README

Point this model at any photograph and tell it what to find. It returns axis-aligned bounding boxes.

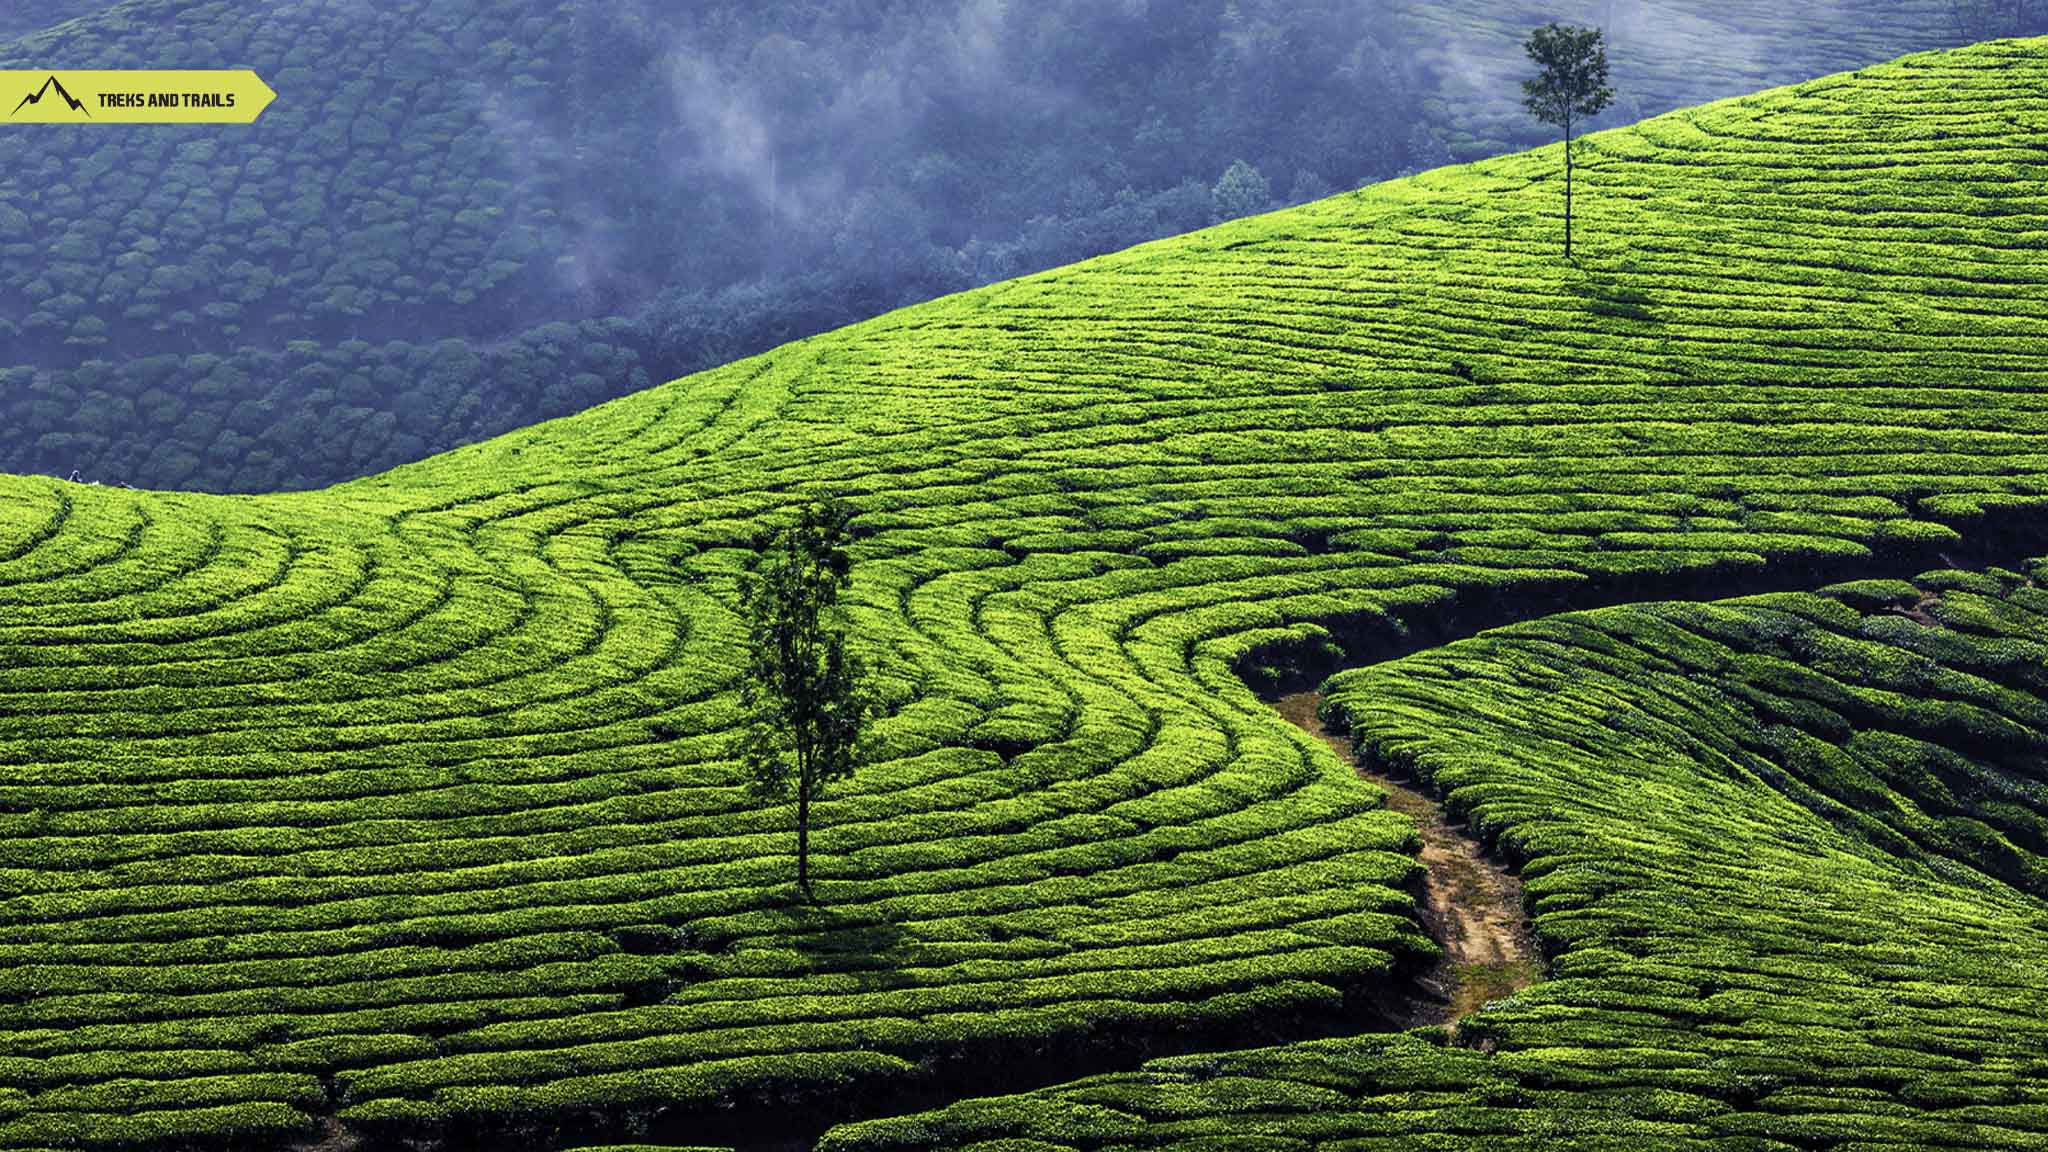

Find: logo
[10,75,89,118]
[1,71,275,124]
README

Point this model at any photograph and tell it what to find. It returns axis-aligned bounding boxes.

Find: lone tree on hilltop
[1522,22,1615,260]
[737,499,877,901]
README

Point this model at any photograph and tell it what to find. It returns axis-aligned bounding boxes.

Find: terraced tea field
[833,561,2048,1150]
[1273,689,1542,1028]
[3,34,2048,1152]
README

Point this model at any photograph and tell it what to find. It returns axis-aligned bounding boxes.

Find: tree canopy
[736,500,876,899]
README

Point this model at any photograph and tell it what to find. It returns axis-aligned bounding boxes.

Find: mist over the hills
[496,0,1438,325]
[0,0,1982,491]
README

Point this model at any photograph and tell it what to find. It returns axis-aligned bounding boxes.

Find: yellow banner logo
[3,71,275,123]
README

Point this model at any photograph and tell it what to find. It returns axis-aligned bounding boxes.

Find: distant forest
[0,0,1968,491]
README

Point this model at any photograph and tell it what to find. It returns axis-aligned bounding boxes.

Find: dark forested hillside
[0,0,1961,491]
[0,0,108,40]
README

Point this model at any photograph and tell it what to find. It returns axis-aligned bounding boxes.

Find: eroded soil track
[1273,691,1543,1026]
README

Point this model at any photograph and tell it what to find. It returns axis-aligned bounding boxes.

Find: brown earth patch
[1273,690,1543,1026]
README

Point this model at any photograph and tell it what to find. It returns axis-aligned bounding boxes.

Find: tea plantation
[0,0,1966,494]
[2,34,2048,1152]
[827,563,2048,1150]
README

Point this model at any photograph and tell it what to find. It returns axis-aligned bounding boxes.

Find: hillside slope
[2,36,2048,1151]
[0,0,1963,493]
[830,563,2048,1150]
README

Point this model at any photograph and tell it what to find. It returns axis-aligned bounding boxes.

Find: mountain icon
[11,74,89,117]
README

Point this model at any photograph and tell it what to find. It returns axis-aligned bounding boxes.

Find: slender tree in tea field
[1522,22,1615,259]
[737,499,877,900]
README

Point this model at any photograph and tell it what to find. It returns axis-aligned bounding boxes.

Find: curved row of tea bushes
[822,561,2048,1150]
[0,0,1963,494]
[2,37,2048,1149]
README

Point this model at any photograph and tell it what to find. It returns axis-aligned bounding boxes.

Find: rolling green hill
[0,0,1969,495]
[828,563,2048,1150]
[2,33,2048,1152]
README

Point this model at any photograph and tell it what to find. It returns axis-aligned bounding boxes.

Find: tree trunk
[797,782,812,899]
[1564,117,1576,260]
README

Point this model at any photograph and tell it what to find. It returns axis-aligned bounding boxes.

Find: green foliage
[1521,23,1616,132]
[0,0,1448,491]
[0,33,2042,1152]
[738,501,879,897]
[838,571,2048,1150]
[1210,161,1274,224]
[1521,22,1615,258]
[0,0,1967,493]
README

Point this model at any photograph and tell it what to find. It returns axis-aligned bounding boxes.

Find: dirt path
[285,1119,361,1152]
[1274,691,1542,1026]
